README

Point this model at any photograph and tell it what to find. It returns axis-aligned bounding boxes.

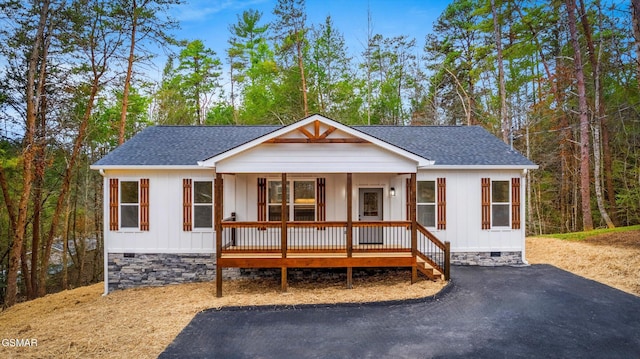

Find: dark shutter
[481,178,491,230]
[317,178,326,221]
[437,178,447,230]
[140,178,150,231]
[257,178,267,221]
[183,179,192,231]
[512,177,521,229]
[109,178,119,231]
[405,177,411,221]
[316,178,326,230]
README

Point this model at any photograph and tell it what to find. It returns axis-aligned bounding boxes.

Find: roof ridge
[354,125,468,128]
[153,124,282,128]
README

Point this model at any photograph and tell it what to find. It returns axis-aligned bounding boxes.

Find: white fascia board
[90,165,206,171]
[419,164,539,170]
[198,114,430,168]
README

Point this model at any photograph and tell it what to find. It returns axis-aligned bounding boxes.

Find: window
[267,180,316,221]
[110,178,148,231]
[491,180,510,227]
[193,181,213,228]
[268,181,289,221]
[417,181,436,227]
[294,181,315,221]
[120,181,139,228]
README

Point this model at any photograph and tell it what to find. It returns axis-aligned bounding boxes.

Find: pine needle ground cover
[0,270,444,358]
[527,228,640,296]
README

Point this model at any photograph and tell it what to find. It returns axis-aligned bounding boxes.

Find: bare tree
[565,0,594,231]
[491,0,509,144]
[37,0,122,296]
[632,0,640,90]
[577,0,614,228]
[0,0,51,307]
[116,0,179,144]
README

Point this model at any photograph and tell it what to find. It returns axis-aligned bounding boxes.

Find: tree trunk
[29,181,41,298]
[579,0,616,224]
[632,0,640,90]
[4,0,50,307]
[38,8,110,296]
[297,31,309,117]
[62,193,72,290]
[592,120,614,228]
[366,9,372,125]
[38,75,101,297]
[491,0,509,144]
[92,166,103,282]
[119,0,138,145]
[566,0,594,231]
[20,236,32,299]
[517,4,575,232]
[229,62,238,124]
[578,0,614,228]
[601,121,616,221]
[29,94,48,298]
[578,0,615,228]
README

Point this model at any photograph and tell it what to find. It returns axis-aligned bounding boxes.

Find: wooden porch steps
[416,256,444,281]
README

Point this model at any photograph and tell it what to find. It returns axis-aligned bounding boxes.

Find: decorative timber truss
[266,120,368,144]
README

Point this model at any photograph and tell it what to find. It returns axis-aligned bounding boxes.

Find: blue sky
[165,0,450,70]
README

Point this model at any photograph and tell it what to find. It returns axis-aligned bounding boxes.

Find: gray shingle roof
[93,125,280,166]
[92,124,535,167]
[355,125,536,166]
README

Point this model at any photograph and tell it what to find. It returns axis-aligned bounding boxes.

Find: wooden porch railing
[416,223,451,280]
[220,219,450,280]
[221,221,413,252]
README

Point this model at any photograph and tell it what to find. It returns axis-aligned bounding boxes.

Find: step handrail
[416,223,451,280]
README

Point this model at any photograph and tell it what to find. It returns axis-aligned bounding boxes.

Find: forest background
[0,0,638,307]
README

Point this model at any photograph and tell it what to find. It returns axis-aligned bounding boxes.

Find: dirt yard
[1,230,638,359]
[0,269,444,359]
[526,230,640,296]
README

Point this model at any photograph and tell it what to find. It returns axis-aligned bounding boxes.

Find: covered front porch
[213,172,450,297]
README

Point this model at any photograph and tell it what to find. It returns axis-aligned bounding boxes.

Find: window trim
[490,180,511,228]
[267,180,290,222]
[193,180,214,230]
[267,178,317,222]
[119,179,140,230]
[417,180,437,228]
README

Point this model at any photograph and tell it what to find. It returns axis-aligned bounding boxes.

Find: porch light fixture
[390,187,396,197]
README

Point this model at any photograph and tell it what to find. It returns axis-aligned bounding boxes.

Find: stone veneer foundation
[451,251,524,266]
[107,253,228,292]
[107,251,524,292]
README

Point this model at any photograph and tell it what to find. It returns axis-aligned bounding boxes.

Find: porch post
[215,173,223,297]
[346,173,353,289]
[410,173,418,284]
[281,173,288,292]
[445,241,451,281]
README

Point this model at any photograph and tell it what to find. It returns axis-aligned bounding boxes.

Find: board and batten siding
[102,169,232,253]
[214,143,417,173]
[233,173,407,222]
[417,169,527,254]
[103,169,526,256]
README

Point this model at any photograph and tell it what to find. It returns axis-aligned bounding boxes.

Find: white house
[91,114,538,295]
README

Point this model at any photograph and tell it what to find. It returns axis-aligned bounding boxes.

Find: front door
[358,188,383,244]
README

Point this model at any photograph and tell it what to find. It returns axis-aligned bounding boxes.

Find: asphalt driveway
[160,265,640,358]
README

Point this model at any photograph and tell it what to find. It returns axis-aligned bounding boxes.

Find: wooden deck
[216,221,450,293]
[213,172,450,297]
